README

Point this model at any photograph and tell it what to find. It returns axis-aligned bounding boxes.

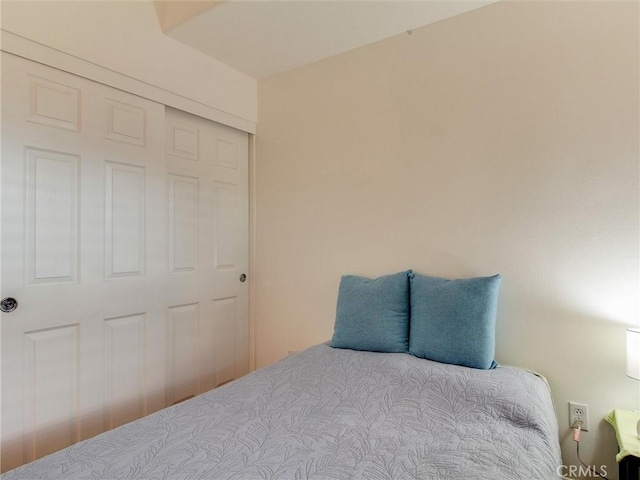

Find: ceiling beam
[155,0,226,32]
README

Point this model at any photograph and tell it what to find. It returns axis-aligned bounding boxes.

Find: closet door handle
[239,274,246,283]
[1,297,18,313]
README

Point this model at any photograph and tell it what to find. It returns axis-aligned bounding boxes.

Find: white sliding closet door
[0,53,249,472]
[164,107,249,405]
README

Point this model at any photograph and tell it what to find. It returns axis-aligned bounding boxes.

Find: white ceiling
[165,0,498,79]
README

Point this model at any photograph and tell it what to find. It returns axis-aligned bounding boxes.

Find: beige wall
[256,1,639,476]
[1,1,257,126]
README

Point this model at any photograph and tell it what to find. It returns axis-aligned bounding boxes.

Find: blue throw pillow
[409,273,501,369]
[330,270,411,353]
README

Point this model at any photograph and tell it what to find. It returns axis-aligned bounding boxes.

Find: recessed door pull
[1,297,18,313]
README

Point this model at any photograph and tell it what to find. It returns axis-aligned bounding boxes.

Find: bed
[3,343,561,479]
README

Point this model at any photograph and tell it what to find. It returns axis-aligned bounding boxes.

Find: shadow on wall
[495,298,637,479]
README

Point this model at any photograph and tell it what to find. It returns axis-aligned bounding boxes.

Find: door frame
[0,31,256,134]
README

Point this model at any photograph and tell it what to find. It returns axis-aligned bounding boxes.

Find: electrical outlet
[569,402,589,431]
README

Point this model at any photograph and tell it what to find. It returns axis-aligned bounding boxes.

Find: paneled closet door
[164,107,249,405]
[0,53,249,472]
[0,52,167,471]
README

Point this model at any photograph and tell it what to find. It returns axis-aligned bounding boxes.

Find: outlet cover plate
[569,402,589,431]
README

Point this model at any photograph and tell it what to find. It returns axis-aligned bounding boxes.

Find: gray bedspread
[3,344,562,479]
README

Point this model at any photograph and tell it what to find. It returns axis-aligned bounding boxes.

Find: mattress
[2,344,562,479]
